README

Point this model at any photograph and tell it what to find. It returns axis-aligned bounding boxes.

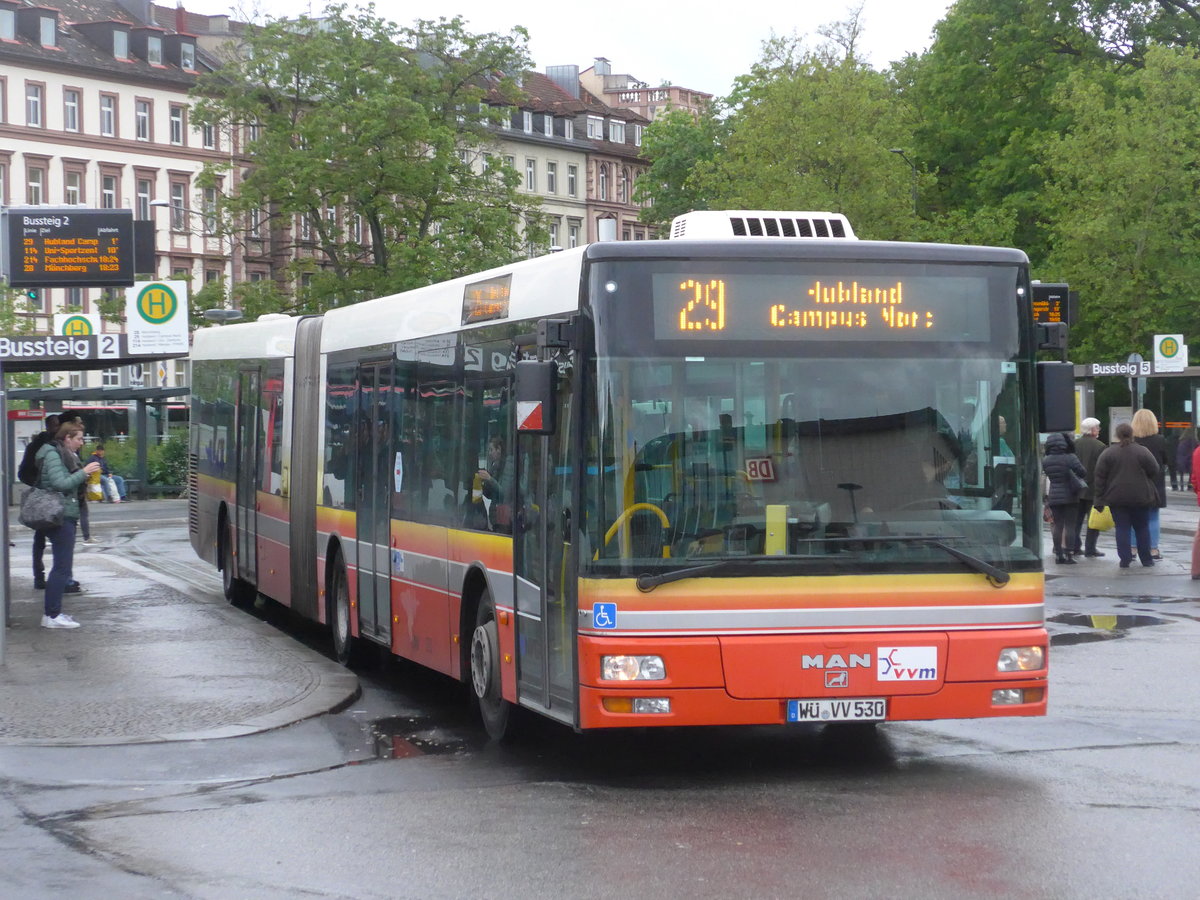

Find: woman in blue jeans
[1094,422,1160,568]
[35,422,100,628]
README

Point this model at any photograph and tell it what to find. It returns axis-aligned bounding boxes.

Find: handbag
[19,486,65,531]
[1069,470,1088,496]
[1088,505,1115,532]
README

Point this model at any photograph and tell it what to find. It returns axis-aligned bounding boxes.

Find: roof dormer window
[113,29,128,59]
[180,41,195,69]
[147,35,162,64]
[39,15,55,47]
[0,9,15,41]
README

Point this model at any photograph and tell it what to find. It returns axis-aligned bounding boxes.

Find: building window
[0,9,14,41]
[181,42,195,70]
[113,30,128,59]
[100,94,116,137]
[26,84,43,127]
[587,116,603,139]
[568,221,580,248]
[299,213,312,242]
[599,165,608,201]
[170,182,187,230]
[500,109,512,130]
[567,164,578,197]
[350,214,362,243]
[147,36,163,64]
[619,167,630,204]
[169,105,184,145]
[203,187,218,234]
[65,170,82,205]
[543,114,553,137]
[564,119,574,140]
[27,166,45,205]
[63,89,79,132]
[248,120,261,143]
[136,179,152,219]
[101,368,120,388]
[248,208,262,239]
[633,124,643,147]
[609,120,625,144]
[135,100,151,140]
[549,221,559,247]
[202,123,216,150]
[522,110,533,133]
[66,287,83,309]
[546,161,557,194]
[101,175,117,209]
[525,158,536,192]
[39,16,55,47]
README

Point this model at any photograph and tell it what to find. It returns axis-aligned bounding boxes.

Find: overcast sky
[192,1,957,97]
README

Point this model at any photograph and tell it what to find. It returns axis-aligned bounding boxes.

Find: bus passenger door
[234,368,260,585]
[354,363,393,648]
[514,353,576,726]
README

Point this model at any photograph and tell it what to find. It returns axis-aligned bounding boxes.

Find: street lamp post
[889,148,919,217]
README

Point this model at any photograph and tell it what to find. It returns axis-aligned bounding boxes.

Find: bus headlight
[997,646,1045,672]
[601,655,666,681]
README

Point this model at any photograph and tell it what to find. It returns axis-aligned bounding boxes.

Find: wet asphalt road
[1,504,1198,898]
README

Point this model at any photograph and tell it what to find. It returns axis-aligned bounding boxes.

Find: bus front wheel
[470,591,511,741]
[219,517,255,608]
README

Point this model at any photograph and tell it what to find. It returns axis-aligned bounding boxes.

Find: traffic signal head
[24,288,39,302]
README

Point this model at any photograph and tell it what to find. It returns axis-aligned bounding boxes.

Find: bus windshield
[583,257,1037,577]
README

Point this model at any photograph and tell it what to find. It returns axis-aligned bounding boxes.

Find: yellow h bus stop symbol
[136,284,178,324]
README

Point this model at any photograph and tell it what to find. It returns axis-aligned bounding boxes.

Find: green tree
[0,284,48,395]
[682,33,919,240]
[1041,45,1200,360]
[192,6,544,312]
[633,107,722,227]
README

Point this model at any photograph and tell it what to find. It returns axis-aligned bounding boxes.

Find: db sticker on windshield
[744,458,776,482]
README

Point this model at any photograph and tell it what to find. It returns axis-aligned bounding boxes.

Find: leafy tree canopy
[192,5,545,313]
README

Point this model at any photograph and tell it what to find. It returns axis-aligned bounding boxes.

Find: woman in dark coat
[1131,409,1168,559]
[1041,431,1087,564]
[1094,422,1160,568]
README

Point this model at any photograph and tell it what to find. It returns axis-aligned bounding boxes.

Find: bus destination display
[652,271,992,342]
[2,209,135,289]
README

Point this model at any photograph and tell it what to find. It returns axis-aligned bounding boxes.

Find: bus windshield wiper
[636,561,748,592]
[818,535,1010,586]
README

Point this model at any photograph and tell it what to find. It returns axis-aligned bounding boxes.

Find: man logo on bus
[877,646,938,681]
[61,315,94,336]
[136,284,178,325]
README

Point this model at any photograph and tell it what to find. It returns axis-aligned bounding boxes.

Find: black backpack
[17,435,48,486]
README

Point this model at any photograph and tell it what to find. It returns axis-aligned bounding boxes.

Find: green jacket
[36,442,87,521]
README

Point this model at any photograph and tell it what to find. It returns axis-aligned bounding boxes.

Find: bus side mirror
[1037,361,1074,432]
[515,360,557,435]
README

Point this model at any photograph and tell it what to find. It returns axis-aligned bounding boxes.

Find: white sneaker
[82,537,101,545]
[41,614,81,629]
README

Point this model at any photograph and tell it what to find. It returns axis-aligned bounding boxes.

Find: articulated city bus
[189,211,1070,738]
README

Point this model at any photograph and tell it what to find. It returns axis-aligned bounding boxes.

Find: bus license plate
[787,698,886,723]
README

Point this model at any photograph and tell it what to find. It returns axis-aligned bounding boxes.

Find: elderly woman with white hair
[1072,417,1107,557]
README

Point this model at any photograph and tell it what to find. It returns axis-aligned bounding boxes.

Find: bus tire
[329,553,360,667]
[470,590,511,741]
[219,515,256,608]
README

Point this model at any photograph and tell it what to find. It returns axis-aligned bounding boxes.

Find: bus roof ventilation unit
[669,210,856,240]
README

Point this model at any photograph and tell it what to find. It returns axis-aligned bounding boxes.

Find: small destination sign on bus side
[1,209,135,289]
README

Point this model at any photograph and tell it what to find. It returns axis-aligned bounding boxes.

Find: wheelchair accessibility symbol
[592,602,617,629]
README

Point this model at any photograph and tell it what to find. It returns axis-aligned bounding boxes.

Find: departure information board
[1,209,135,288]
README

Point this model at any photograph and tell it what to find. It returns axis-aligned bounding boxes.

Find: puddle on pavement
[1047,612,1172,646]
[368,716,475,759]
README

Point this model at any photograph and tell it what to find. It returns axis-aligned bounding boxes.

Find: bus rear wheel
[470,591,511,741]
[219,516,255,608]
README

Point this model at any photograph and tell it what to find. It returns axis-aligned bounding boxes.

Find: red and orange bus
[189,210,1070,738]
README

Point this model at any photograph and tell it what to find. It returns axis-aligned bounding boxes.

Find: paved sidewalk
[1,499,358,747]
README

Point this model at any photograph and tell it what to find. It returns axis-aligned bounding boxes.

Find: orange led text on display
[675,278,935,333]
